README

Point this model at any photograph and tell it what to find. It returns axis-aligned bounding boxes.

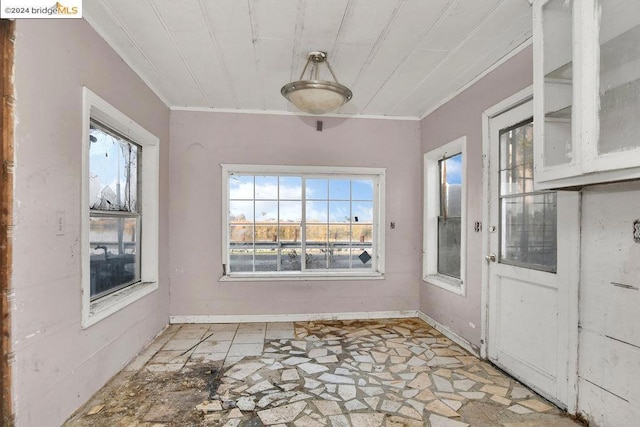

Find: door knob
[485,253,497,262]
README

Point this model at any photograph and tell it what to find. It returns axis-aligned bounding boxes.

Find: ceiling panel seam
[347,0,406,111]
[289,0,307,85]
[148,0,209,106]
[248,0,266,110]
[389,0,508,115]
[329,0,355,62]
[93,0,177,105]
[198,0,239,109]
[359,0,458,113]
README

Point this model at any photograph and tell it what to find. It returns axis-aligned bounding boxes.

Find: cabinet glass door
[542,0,573,168]
[596,0,640,164]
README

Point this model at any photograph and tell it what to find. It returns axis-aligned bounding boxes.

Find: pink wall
[13,20,170,426]
[419,46,533,349]
[169,112,421,317]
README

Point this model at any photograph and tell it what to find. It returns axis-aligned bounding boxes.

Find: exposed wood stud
[0,18,14,427]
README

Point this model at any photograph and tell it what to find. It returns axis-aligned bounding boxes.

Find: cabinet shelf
[545,106,572,121]
[546,62,573,81]
[534,0,640,189]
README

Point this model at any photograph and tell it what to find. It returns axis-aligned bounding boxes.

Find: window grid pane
[229,174,375,274]
[499,120,557,272]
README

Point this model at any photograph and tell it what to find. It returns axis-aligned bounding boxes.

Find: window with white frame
[82,88,159,328]
[89,120,141,299]
[222,165,385,280]
[423,137,466,295]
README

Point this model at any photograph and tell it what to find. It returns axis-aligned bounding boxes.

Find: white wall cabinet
[533,0,640,189]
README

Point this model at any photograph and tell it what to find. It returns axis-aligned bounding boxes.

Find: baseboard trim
[417,311,480,357]
[170,310,418,324]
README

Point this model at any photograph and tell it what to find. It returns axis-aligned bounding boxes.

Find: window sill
[423,274,465,296]
[82,280,158,329]
[220,272,384,282]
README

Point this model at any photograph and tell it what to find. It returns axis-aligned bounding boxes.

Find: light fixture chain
[325,59,340,84]
[298,57,312,81]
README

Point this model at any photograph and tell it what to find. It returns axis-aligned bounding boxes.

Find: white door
[486,99,580,409]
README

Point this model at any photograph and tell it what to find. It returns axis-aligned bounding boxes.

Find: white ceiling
[84,0,533,119]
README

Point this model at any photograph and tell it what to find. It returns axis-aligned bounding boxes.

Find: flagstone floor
[65,318,583,426]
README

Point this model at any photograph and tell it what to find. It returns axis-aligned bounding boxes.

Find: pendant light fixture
[281,51,353,115]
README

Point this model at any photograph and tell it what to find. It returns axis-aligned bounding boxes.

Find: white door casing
[481,89,580,412]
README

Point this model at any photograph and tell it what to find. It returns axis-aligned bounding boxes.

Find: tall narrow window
[89,120,141,299]
[223,165,385,280]
[82,87,159,328]
[438,154,462,279]
[423,136,466,295]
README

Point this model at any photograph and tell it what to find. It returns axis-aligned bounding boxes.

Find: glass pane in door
[499,120,557,272]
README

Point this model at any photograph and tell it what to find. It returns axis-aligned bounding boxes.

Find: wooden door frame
[0,18,14,426]
[480,86,580,413]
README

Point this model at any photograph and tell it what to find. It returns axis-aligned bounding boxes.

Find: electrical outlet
[56,211,65,235]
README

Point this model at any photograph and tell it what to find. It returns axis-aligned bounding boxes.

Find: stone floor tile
[172,329,208,340]
[407,372,432,389]
[508,404,533,414]
[299,363,329,375]
[283,356,312,366]
[425,399,460,417]
[266,329,295,339]
[193,340,232,354]
[162,338,201,351]
[237,322,266,333]
[459,391,485,400]
[518,399,554,412]
[442,399,462,411]
[428,413,469,427]
[364,396,380,409]
[150,350,193,364]
[385,415,422,427]
[398,405,422,420]
[490,395,511,406]
[433,392,463,401]
[227,343,263,357]
[232,332,265,344]
[257,401,307,425]
[345,399,367,411]
[318,373,354,384]
[338,385,356,401]
[510,386,535,399]
[380,399,402,413]
[208,323,239,331]
[453,379,475,391]
[295,415,325,427]
[267,322,294,331]
[282,368,301,382]
[502,420,583,427]
[207,330,237,341]
[145,363,184,372]
[316,355,339,364]
[225,362,264,380]
[328,415,350,427]
[312,400,342,416]
[350,412,385,427]
[479,384,508,397]
[433,375,455,393]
